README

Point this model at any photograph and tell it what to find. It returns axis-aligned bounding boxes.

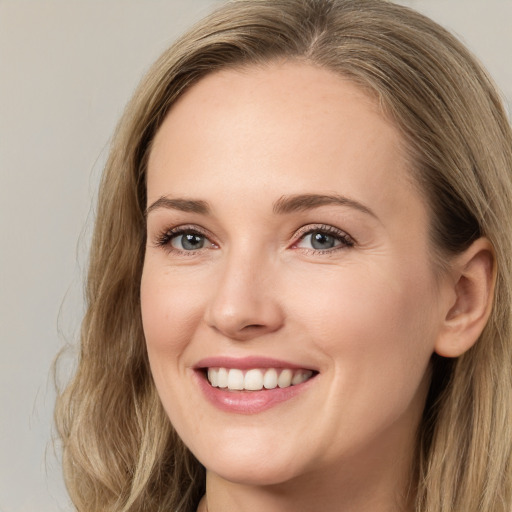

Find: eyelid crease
[150,223,355,256]
[290,224,357,255]
[152,224,216,251]
[291,223,355,247]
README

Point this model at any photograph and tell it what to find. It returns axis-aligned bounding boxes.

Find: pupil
[311,231,335,249]
[182,233,204,250]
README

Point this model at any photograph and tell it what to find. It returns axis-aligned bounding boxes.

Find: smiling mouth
[206,367,316,391]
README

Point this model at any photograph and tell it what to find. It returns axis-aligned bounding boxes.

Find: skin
[141,61,485,512]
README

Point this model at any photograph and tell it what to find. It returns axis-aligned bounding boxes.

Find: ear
[435,237,496,358]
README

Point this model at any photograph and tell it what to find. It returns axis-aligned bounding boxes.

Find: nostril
[205,298,285,340]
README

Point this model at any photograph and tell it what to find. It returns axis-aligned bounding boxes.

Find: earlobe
[435,238,496,358]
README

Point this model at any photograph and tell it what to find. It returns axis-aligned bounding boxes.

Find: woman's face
[141,62,452,486]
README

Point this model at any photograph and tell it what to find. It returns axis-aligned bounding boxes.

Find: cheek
[140,263,206,361]
[140,264,206,432]
[287,260,438,403]
[290,258,436,341]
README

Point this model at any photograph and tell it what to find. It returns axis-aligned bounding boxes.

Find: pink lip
[194,356,314,371]
[195,372,315,414]
[192,356,317,415]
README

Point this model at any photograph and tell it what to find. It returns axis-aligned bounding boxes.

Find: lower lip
[194,371,315,414]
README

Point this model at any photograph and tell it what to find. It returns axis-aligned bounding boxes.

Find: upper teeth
[207,367,313,391]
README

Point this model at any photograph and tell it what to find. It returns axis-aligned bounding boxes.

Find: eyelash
[154,225,215,255]
[153,223,355,255]
[292,224,355,254]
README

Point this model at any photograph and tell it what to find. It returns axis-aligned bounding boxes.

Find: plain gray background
[1,1,511,511]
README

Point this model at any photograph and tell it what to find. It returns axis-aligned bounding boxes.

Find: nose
[204,249,285,341]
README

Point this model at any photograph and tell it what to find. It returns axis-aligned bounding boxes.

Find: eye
[155,226,217,253]
[294,225,354,252]
[171,232,208,251]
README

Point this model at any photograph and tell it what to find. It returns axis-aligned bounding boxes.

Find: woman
[55,0,512,511]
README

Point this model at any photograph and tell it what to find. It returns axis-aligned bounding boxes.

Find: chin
[202,453,306,487]
[182,426,311,487]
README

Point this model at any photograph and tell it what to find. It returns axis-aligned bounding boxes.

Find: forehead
[147,61,421,221]
[151,62,392,161]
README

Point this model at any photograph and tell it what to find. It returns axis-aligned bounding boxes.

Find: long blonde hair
[55,1,512,511]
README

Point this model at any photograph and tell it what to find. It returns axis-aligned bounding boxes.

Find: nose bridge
[205,241,284,340]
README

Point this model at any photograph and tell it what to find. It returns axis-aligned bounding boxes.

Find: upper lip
[194,356,317,371]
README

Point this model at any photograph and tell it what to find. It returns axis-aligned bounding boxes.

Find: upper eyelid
[151,222,355,249]
[171,223,352,244]
[292,223,354,242]
[150,223,215,250]
[160,224,214,239]
[291,227,355,255]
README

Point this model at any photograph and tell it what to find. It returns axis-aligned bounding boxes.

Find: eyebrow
[272,193,377,218]
[145,193,376,218]
[145,196,210,216]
